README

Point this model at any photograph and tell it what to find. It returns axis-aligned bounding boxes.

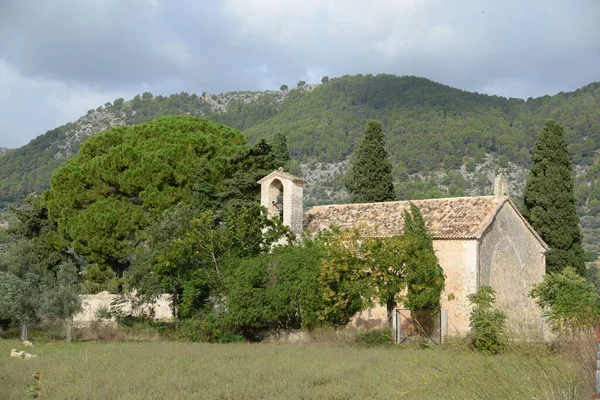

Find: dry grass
[74,321,164,342]
[262,327,359,345]
[0,320,166,343]
[552,328,597,395]
[0,337,586,400]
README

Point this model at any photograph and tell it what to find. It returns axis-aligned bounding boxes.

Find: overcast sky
[1,0,599,148]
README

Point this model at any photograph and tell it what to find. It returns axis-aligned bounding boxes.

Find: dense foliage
[217,139,285,212]
[318,228,371,325]
[0,240,48,340]
[318,206,442,327]
[0,194,81,342]
[8,195,68,270]
[271,131,290,170]
[529,267,600,334]
[43,116,247,275]
[468,286,508,354]
[363,235,407,325]
[344,120,395,203]
[523,120,585,274]
[127,203,292,318]
[319,227,408,326]
[225,241,325,338]
[0,239,81,342]
[42,261,81,343]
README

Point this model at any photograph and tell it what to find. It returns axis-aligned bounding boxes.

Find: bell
[274,195,284,211]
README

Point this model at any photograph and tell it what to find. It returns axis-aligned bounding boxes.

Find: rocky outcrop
[49,86,311,159]
[296,154,527,209]
[53,109,128,159]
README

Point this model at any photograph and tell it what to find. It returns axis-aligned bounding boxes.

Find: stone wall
[73,292,173,325]
[286,180,305,235]
[479,202,546,339]
[436,240,479,336]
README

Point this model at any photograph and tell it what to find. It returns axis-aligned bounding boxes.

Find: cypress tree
[344,120,395,203]
[403,203,445,310]
[272,131,290,169]
[523,120,585,275]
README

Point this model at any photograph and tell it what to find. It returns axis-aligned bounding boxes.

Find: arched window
[268,179,284,218]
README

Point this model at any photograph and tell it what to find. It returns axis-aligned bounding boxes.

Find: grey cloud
[1,0,599,148]
[0,0,196,87]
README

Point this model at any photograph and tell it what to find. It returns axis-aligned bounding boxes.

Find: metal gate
[395,309,441,345]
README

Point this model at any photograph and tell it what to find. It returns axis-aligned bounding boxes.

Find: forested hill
[1,74,600,251]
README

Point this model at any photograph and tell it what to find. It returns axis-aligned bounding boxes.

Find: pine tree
[272,131,290,169]
[523,120,585,275]
[344,120,395,203]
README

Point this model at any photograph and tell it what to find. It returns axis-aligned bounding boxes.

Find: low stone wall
[73,291,173,325]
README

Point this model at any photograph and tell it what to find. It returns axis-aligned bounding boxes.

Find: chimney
[494,172,509,199]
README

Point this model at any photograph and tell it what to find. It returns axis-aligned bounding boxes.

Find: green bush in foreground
[529,266,600,334]
[468,286,508,354]
[354,328,393,347]
[226,241,326,339]
[176,316,244,343]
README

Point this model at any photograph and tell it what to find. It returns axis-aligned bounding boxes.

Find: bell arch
[258,170,306,235]
[268,179,284,219]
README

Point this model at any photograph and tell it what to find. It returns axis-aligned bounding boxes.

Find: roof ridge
[307,195,497,211]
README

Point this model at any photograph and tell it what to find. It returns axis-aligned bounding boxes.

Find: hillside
[1,74,600,253]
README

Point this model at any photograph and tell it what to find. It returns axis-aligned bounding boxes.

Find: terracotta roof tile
[304,196,501,239]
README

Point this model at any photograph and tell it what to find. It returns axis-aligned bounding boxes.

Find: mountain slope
[1,74,600,252]
[0,88,300,207]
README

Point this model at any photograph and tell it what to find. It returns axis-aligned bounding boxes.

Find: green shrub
[225,241,326,339]
[177,315,243,343]
[354,328,393,346]
[467,286,508,354]
[529,267,600,334]
[176,318,206,342]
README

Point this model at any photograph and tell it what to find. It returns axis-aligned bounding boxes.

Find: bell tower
[257,169,306,235]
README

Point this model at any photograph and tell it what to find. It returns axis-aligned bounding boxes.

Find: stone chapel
[258,169,548,338]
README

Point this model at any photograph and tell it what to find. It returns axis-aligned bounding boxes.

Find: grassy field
[0,338,586,400]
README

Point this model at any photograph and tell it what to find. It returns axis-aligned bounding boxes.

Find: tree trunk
[171,289,179,319]
[386,300,395,328]
[66,317,73,344]
[20,324,28,342]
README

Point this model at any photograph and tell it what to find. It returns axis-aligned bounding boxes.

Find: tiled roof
[304,196,503,240]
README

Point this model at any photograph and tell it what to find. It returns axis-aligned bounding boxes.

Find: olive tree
[43,261,82,343]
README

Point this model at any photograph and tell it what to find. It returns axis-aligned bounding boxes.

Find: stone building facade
[260,172,548,338]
